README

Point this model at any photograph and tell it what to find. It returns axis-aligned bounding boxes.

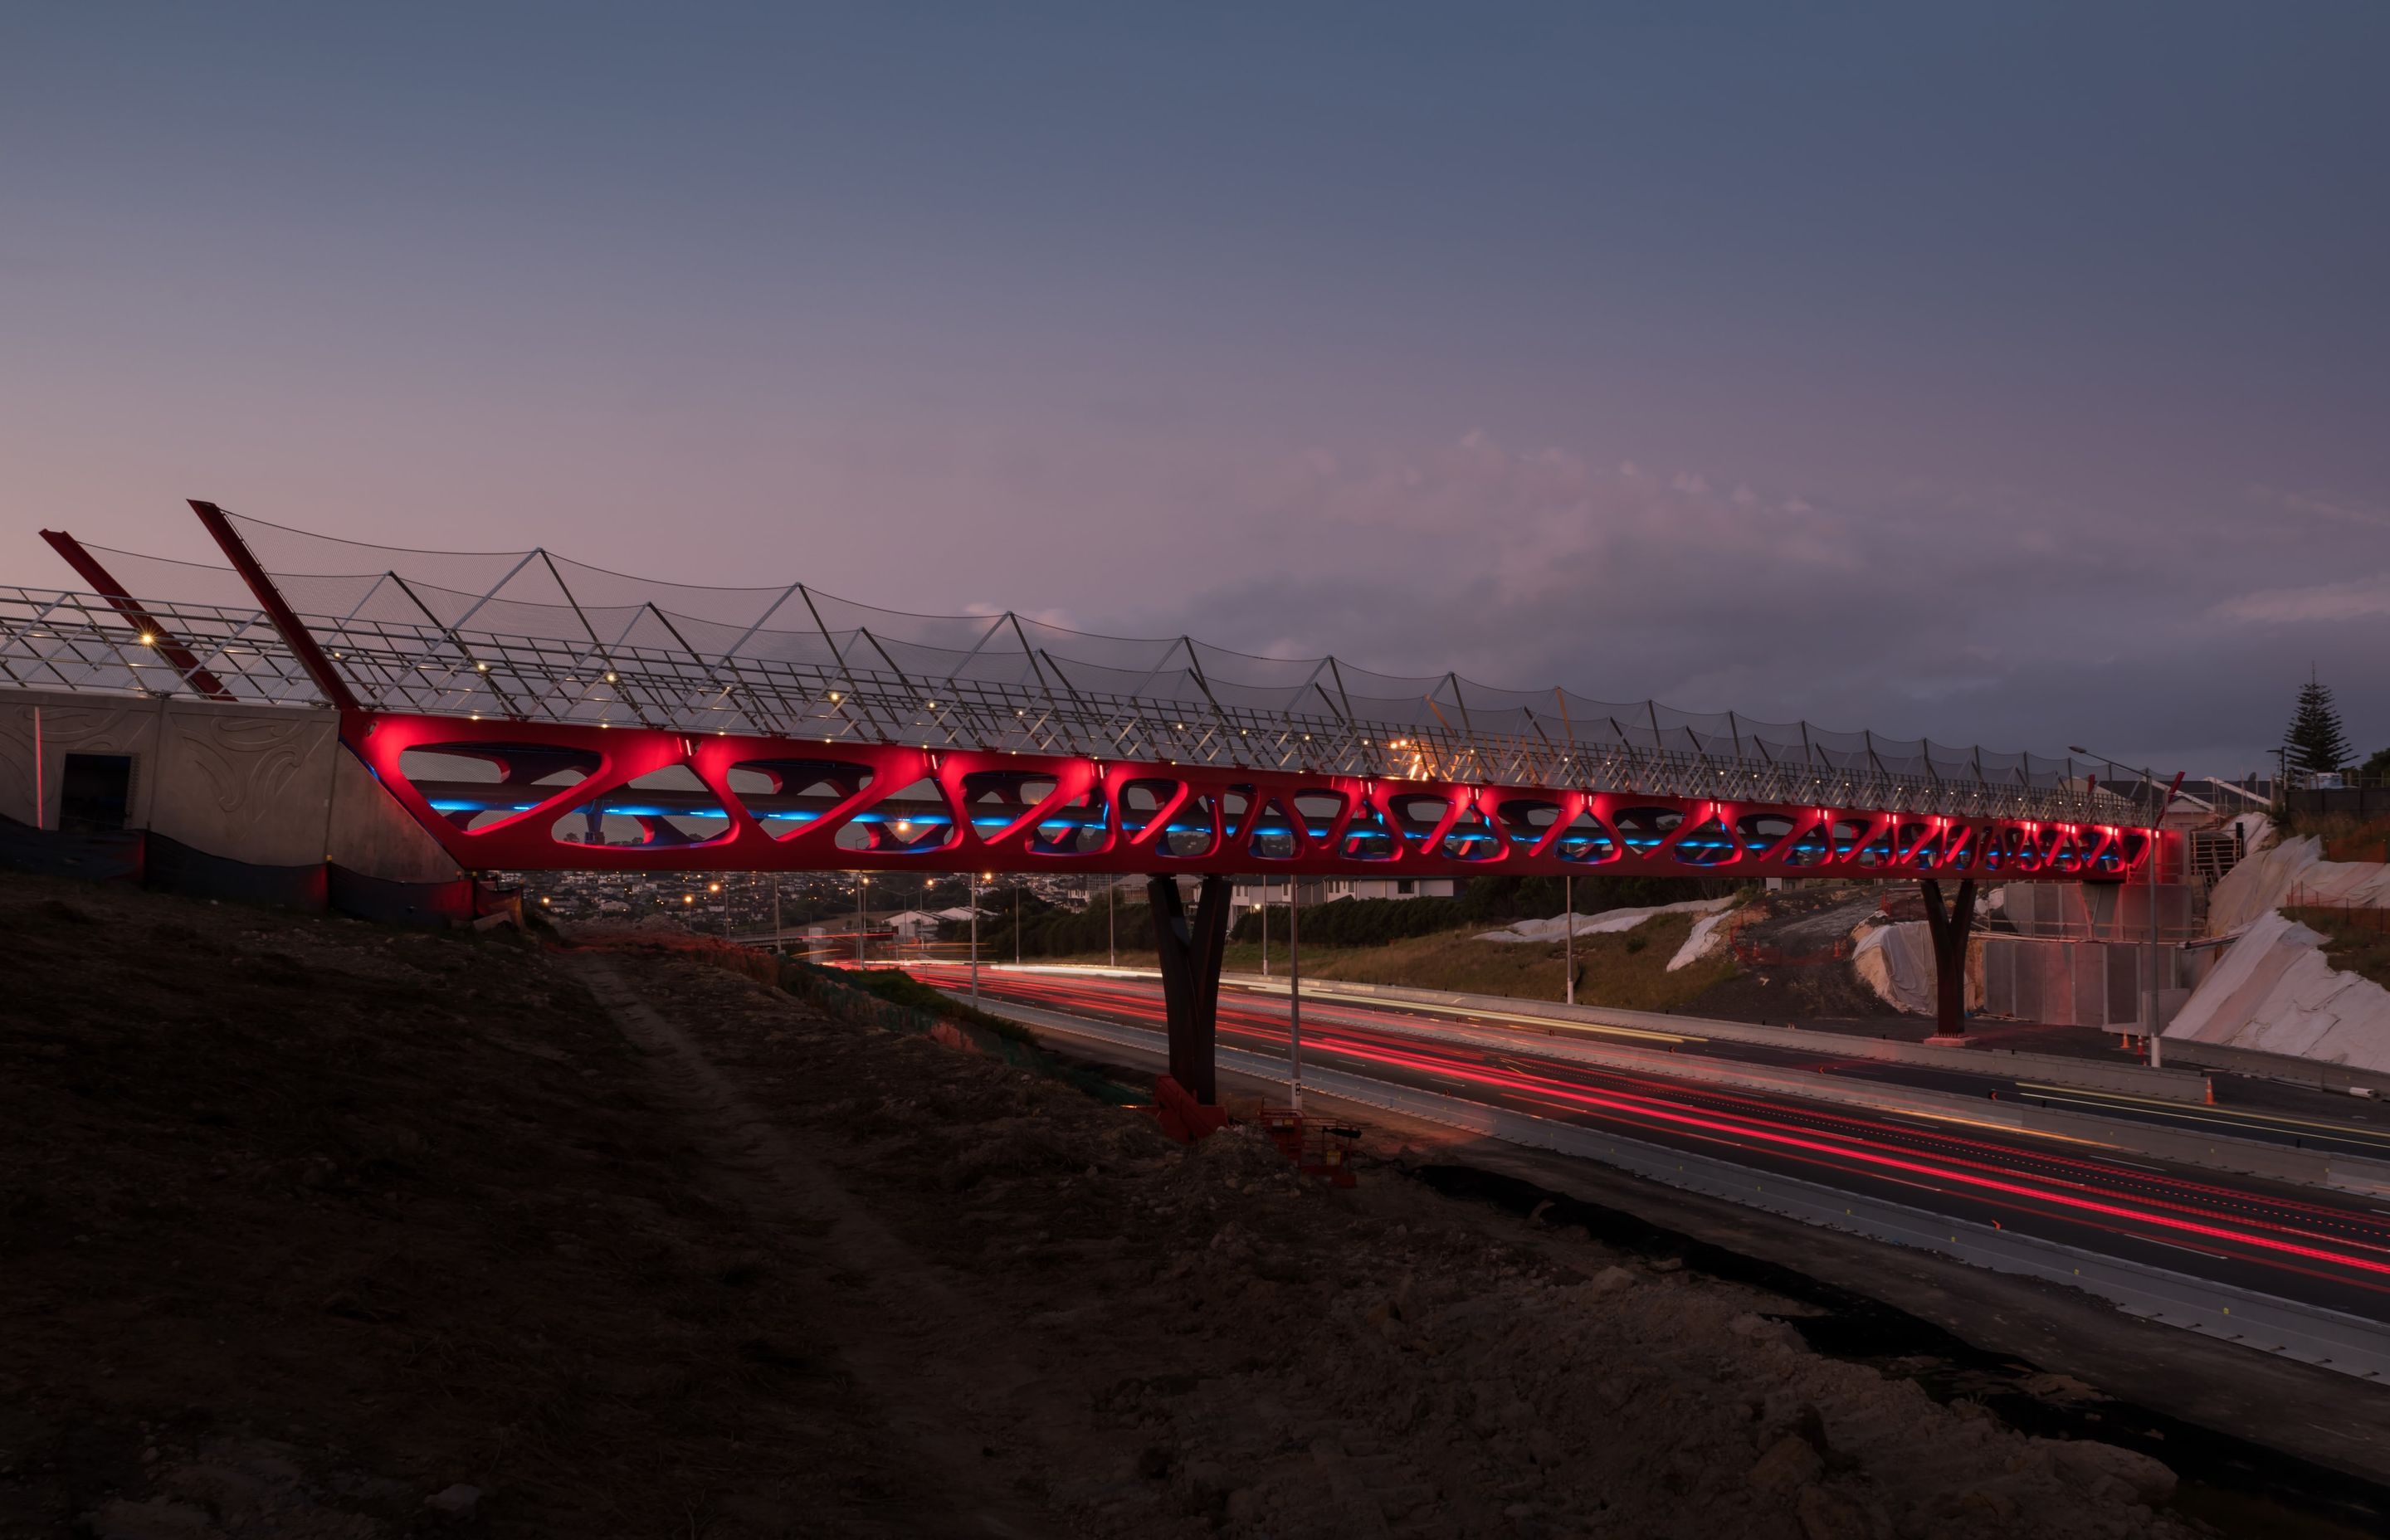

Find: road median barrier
[1225,972,2212,1103]
[965,985,2390,1200]
[954,990,2390,1384]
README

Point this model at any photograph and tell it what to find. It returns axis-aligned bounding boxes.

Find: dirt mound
[0,875,943,1537]
[617,949,2197,1538]
[1684,887,1907,1026]
[2,872,2197,1538]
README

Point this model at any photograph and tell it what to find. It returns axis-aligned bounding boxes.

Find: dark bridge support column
[1919,878,1978,1041]
[1149,873,1232,1138]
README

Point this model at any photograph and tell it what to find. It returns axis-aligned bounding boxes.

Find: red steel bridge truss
[8,503,2181,1095]
[347,710,2156,886]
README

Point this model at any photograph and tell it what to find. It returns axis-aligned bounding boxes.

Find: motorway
[908,962,2390,1327]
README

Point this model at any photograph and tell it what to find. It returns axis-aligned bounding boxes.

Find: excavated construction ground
[0,873,2203,1538]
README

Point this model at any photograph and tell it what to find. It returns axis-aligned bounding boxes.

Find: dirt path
[570,955,1073,1538]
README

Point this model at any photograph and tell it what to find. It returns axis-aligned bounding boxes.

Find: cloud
[2250,485,2390,529]
[1080,427,2390,769]
[1137,434,2073,711]
[2212,573,2390,623]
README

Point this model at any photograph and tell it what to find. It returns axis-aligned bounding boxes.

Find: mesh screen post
[39,529,234,701]
[190,500,361,713]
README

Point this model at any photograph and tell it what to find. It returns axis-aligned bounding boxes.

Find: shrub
[939,896,1154,960]
[776,954,1036,1042]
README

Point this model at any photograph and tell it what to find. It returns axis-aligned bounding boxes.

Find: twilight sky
[5,3,2386,774]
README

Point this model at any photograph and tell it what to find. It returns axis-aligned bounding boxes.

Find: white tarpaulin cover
[1852,923,1935,1016]
[2168,909,2390,1071]
[2208,836,2390,935]
[1666,909,1739,972]
[1475,897,1734,945]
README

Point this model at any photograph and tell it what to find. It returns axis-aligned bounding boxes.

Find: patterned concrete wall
[0,694,163,831]
[147,703,339,866]
[0,689,456,881]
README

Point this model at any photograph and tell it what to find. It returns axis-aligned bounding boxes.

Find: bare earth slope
[1,874,2192,1538]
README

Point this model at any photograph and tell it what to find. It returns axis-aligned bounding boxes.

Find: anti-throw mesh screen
[5,511,2163,825]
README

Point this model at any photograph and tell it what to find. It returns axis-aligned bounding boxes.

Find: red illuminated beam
[190,499,362,713]
[39,529,234,701]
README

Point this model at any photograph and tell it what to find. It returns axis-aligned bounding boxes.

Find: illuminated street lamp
[1259,876,1270,978]
[970,872,989,1001]
[1564,873,1574,1007]
[1289,877,1303,1114]
[855,873,869,965]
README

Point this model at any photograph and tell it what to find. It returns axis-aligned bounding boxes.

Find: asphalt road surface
[911,962,2390,1327]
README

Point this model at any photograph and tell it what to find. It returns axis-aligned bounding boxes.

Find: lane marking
[2021,1083,2390,1148]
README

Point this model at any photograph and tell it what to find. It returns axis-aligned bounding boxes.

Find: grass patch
[1294,911,1737,1012]
[2281,809,2390,863]
[2287,906,2390,990]
[784,959,1041,1044]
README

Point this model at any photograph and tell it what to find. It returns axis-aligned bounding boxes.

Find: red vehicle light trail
[919,963,2390,1318]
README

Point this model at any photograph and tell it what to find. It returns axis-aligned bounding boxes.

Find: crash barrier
[1236,972,2211,1102]
[973,994,2390,1382]
[2156,1037,2390,1099]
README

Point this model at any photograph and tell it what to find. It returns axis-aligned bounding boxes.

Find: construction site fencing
[2287,893,2390,937]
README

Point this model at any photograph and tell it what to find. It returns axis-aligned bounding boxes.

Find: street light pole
[1108,879,1116,968]
[1564,872,1574,1007]
[1014,878,1022,966]
[856,874,867,967]
[2147,776,2164,1070]
[1289,876,1304,1113]
[1261,878,1270,978]
[970,873,982,1001]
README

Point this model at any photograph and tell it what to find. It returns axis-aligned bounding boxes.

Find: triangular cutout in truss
[1339,798,1398,860]
[842,777,959,854]
[1027,784,1110,855]
[1612,807,1684,859]
[1436,803,1504,861]
[725,757,876,843]
[1550,807,1618,864]
[1673,816,1737,866]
